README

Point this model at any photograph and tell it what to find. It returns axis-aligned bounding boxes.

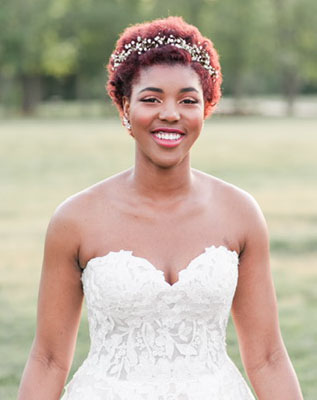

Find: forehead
[132,64,202,92]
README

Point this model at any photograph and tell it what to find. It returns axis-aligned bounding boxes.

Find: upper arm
[32,201,84,371]
[232,193,283,372]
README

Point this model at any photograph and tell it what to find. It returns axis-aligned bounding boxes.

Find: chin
[149,154,187,169]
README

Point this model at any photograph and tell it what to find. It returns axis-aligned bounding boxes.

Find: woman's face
[123,63,205,169]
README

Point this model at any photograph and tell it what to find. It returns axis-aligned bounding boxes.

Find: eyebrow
[138,86,199,94]
[180,87,199,93]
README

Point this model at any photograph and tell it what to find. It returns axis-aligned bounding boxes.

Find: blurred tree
[0,0,145,111]
[200,0,276,113]
[0,0,316,114]
[142,0,206,24]
[66,0,143,99]
[271,0,317,114]
[141,0,277,112]
[0,0,79,113]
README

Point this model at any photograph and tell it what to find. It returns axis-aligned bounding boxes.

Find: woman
[18,16,303,399]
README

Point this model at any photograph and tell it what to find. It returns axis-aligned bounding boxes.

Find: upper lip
[151,127,185,135]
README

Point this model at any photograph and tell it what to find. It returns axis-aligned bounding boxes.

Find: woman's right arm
[18,202,84,400]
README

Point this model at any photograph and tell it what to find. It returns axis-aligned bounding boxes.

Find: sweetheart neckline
[83,245,239,288]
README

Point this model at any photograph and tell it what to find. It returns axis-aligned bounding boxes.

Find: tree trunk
[272,0,300,116]
[282,68,300,116]
[20,75,42,114]
[0,73,4,103]
[232,72,245,115]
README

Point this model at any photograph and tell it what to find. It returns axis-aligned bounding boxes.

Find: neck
[129,151,194,201]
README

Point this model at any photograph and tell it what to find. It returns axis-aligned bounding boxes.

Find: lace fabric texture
[61,246,255,399]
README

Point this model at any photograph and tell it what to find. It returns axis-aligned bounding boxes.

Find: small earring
[123,116,131,130]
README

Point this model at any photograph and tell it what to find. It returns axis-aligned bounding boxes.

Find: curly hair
[106,16,222,119]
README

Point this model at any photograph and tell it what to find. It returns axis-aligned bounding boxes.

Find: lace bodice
[61,245,255,399]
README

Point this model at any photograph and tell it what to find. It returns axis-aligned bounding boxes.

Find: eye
[181,98,198,104]
[140,97,160,103]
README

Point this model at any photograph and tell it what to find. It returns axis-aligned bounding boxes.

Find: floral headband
[110,34,219,80]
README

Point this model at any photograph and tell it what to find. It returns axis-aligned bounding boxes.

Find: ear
[122,96,130,119]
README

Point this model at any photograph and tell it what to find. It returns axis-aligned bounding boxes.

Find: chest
[79,200,239,284]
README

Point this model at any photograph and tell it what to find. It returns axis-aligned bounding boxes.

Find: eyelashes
[182,99,198,104]
[140,98,158,103]
[140,98,198,104]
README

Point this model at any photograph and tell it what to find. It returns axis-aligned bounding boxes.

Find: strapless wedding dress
[61,245,255,399]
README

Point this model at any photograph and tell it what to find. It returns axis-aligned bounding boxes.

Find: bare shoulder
[47,184,96,241]
[197,169,265,215]
[195,170,268,251]
[44,190,92,267]
[46,170,130,258]
[51,169,128,221]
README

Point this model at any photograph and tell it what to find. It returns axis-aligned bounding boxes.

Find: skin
[18,64,303,399]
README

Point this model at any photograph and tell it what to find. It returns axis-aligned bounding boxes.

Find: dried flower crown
[111,34,219,80]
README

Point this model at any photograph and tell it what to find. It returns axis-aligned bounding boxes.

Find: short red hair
[106,16,222,119]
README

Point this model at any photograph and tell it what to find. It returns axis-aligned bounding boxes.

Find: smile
[151,128,185,148]
[153,132,182,140]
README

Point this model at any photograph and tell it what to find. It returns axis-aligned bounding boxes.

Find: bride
[18,16,303,399]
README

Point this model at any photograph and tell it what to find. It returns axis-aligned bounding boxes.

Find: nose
[159,101,180,122]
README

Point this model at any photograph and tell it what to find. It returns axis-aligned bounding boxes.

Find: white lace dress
[61,245,255,399]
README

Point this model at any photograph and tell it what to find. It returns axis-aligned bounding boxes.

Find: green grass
[1,116,316,399]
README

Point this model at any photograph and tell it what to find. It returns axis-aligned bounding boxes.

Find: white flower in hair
[110,34,219,80]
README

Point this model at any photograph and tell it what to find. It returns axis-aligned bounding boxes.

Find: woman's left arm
[231,194,303,400]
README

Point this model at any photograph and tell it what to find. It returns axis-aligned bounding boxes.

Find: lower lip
[151,134,185,148]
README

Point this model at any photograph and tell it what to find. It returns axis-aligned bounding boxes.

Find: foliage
[0,0,316,112]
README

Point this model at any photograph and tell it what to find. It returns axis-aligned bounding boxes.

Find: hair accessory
[111,34,219,79]
[122,116,131,130]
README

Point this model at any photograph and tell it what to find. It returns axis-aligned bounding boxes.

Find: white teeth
[154,132,182,140]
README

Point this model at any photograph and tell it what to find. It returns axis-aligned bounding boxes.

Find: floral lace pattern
[61,246,255,399]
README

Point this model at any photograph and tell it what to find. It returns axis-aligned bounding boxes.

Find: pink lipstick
[151,127,185,148]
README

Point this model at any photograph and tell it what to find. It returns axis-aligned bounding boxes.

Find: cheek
[131,108,153,128]
[189,111,204,131]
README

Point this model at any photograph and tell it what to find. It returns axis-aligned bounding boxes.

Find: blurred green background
[1,0,317,117]
[1,0,317,399]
